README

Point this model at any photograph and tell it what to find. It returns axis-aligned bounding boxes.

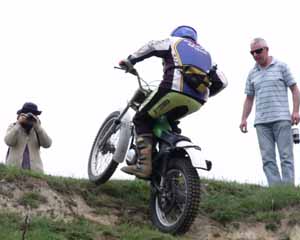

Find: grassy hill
[1,163,300,240]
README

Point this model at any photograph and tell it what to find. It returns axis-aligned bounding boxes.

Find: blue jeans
[256,121,294,186]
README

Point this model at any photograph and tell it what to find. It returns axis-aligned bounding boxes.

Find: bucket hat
[17,102,42,115]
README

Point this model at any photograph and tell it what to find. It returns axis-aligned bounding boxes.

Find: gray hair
[251,38,268,47]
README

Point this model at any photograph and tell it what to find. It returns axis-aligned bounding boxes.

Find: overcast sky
[1,0,300,186]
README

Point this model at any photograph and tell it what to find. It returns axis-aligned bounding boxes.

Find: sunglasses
[250,47,266,55]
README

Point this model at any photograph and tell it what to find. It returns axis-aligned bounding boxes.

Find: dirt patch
[0,178,118,226]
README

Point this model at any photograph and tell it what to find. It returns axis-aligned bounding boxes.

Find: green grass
[0,212,183,240]
[0,163,44,181]
[83,179,149,208]
[18,192,48,209]
[200,179,300,224]
[0,212,22,240]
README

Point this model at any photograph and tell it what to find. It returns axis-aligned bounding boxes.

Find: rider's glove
[119,59,134,73]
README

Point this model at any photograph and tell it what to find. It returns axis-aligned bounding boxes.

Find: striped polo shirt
[245,58,296,125]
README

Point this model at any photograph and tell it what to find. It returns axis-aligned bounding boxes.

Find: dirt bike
[87,67,212,235]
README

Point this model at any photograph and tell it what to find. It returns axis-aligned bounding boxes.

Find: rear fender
[175,140,212,171]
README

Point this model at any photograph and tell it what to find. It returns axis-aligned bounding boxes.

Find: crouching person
[4,102,52,173]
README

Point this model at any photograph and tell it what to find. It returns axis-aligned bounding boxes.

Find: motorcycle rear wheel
[88,111,122,184]
[150,158,200,235]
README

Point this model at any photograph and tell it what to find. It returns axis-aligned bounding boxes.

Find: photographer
[4,102,52,173]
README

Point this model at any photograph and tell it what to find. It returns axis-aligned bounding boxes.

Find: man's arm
[239,95,254,133]
[128,39,171,64]
[290,84,300,125]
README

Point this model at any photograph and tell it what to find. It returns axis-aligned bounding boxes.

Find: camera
[26,113,36,122]
[292,128,299,144]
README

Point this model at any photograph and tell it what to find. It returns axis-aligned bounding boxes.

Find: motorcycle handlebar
[114,66,143,89]
[114,66,139,76]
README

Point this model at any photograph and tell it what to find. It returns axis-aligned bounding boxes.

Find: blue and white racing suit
[126,36,227,135]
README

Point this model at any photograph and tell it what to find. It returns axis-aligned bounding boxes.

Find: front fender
[112,111,132,163]
[176,140,212,171]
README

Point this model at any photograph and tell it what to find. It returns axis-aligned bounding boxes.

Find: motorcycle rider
[119,25,227,178]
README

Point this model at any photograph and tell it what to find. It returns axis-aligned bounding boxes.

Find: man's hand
[26,113,41,129]
[17,113,28,124]
[119,59,134,73]
[18,113,41,129]
[26,113,38,122]
[239,120,248,133]
[292,111,300,125]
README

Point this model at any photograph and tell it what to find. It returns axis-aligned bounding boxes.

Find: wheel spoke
[155,169,188,226]
[90,118,120,177]
[88,111,132,185]
[150,158,201,234]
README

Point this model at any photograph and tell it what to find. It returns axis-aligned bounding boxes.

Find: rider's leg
[121,134,153,178]
[121,88,202,178]
[121,88,169,178]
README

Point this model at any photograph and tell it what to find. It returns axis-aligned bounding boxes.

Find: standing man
[240,38,300,186]
[4,102,52,173]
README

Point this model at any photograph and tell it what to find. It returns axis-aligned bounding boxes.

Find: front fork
[98,120,119,151]
[151,147,179,213]
[150,146,172,194]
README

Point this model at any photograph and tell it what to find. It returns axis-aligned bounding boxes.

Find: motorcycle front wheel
[88,111,123,184]
[150,158,201,235]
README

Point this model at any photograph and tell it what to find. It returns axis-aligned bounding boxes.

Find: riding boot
[121,134,152,178]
